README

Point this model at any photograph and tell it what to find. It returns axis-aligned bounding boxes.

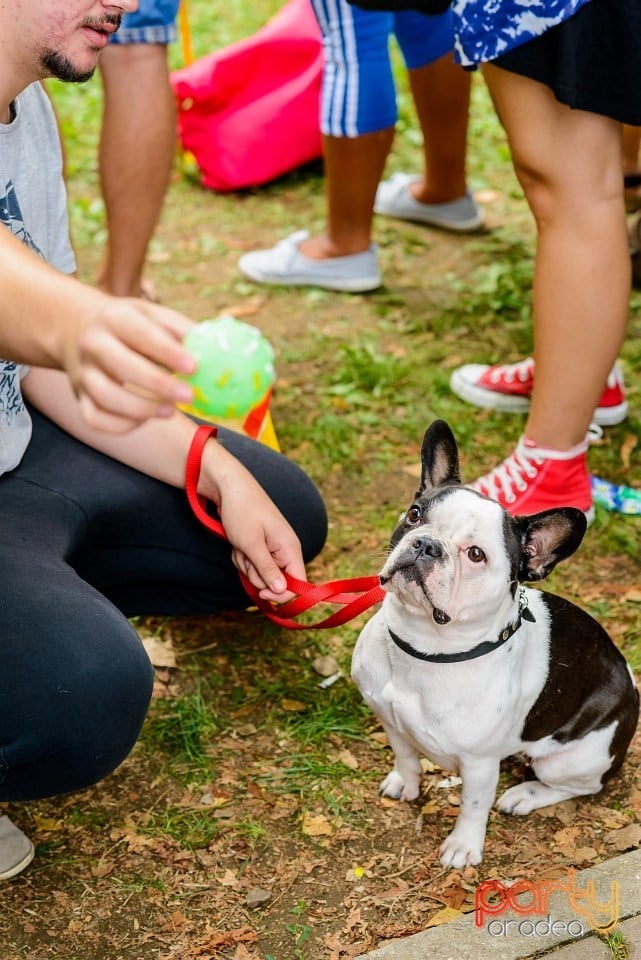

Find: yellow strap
[179,0,195,66]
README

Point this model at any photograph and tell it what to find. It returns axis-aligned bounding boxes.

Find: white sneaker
[0,815,35,880]
[238,230,381,293]
[375,173,484,233]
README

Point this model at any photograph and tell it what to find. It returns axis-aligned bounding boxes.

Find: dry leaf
[234,945,260,960]
[312,654,339,677]
[141,635,177,669]
[620,433,638,470]
[539,800,577,824]
[554,826,580,845]
[437,776,462,789]
[281,699,307,712]
[202,928,258,950]
[604,824,641,851]
[32,815,64,832]
[301,812,334,837]
[420,757,441,773]
[600,811,631,829]
[442,884,467,910]
[220,296,266,318]
[218,869,239,889]
[426,907,463,928]
[574,846,598,861]
[337,749,359,770]
[369,731,388,746]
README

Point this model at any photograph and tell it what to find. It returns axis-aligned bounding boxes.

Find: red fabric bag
[170,0,323,192]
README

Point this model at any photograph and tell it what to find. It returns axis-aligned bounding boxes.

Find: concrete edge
[355,848,641,960]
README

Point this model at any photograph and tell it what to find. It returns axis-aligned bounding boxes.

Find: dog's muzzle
[382,535,445,581]
[381,536,451,624]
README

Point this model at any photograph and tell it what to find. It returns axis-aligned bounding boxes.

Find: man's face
[34,3,135,82]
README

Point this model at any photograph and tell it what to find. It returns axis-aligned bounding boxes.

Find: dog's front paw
[379,770,420,802]
[439,829,484,869]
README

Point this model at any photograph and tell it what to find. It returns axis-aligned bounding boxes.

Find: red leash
[185,425,385,629]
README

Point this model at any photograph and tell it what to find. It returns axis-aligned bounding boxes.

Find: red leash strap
[185,425,385,629]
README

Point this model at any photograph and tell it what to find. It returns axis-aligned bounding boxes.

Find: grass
[600,929,631,960]
[148,806,221,850]
[142,686,221,771]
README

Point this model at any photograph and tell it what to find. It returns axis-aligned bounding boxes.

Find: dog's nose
[412,536,443,560]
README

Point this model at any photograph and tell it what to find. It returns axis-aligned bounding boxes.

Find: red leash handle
[185,424,385,629]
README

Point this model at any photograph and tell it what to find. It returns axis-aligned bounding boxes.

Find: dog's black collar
[388,588,535,664]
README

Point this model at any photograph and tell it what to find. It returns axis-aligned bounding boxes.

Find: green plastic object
[181,315,276,419]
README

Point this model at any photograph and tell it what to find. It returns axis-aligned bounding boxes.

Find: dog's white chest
[378,676,461,768]
[352,611,530,764]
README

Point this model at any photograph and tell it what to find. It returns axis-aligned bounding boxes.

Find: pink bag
[170,0,323,192]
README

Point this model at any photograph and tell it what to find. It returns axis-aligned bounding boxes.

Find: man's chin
[40,51,97,84]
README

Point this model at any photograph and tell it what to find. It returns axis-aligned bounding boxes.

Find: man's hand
[0,231,199,433]
[67,295,198,433]
[202,441,306,602]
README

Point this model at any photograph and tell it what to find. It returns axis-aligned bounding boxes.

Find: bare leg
[300,127,395,260]
[483,64,629,450]
[97,42,176,297]
[301,55,473,260]
[408,53,471,204]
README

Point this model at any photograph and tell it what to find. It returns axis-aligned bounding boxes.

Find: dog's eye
[406,505,422,525]
[468,546,486,563]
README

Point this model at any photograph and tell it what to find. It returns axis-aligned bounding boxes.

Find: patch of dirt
[3,665,640,960]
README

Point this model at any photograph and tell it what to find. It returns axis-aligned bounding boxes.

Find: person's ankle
[522,435,590,459]
[298,234,371,261]
[411,179,468,205]
[96,275,159,301]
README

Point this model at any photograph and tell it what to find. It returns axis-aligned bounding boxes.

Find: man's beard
[39,14,122,83]
[40,50,96,84]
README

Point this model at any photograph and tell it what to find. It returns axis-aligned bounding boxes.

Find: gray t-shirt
[0,81,76,474]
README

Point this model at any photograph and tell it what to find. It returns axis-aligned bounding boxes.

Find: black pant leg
[0,491,154,801]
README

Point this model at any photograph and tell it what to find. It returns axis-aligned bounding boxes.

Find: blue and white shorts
[111,0,180,45]
[311,0,454,137]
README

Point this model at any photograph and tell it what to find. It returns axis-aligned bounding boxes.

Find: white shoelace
[473,447,543,503]
[488,357,534,385]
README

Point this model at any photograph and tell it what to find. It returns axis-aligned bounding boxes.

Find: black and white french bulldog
[352,420,639,869]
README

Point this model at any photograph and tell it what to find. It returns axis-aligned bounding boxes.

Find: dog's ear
[516,508,587,581]
[417,420,461,496]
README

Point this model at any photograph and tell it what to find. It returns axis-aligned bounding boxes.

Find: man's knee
[0,622,154,801]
